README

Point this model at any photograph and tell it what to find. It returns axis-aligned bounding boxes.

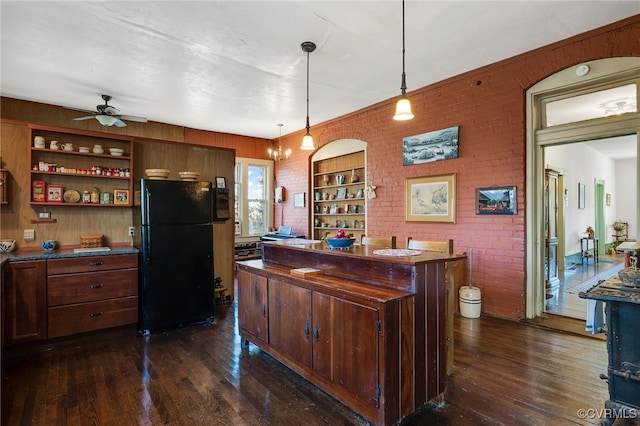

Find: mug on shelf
[50,140,59,150]
[34,136,45,148]
[62,143,74,151]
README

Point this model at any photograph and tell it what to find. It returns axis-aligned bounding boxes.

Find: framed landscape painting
[402,126,459,166]
[405,174,456,223]
[476,186,517,215]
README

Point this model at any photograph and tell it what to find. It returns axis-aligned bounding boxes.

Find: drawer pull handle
[89,284,104,289]
[90,312,104,317]
[89,262,103,266]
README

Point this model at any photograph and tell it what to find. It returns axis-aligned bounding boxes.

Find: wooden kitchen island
[236,239,466,426]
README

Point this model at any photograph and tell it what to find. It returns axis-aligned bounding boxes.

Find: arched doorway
[525,58,640,319]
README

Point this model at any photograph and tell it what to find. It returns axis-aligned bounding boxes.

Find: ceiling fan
[73,94,148,127]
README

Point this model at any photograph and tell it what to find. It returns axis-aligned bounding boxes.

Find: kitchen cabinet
[29,124,134,207]
[267,278,312,366]
[2,260,47,346]
[312,151,366,241]
[267,278,378,402]
[46,254,138,338]
[237,269,268,344]
[238,241,465,425]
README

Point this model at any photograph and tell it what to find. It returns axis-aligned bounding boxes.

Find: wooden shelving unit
[28,124,134,207]
[311,151,365,241]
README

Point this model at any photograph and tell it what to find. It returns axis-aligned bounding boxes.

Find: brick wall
[273,15,640,319]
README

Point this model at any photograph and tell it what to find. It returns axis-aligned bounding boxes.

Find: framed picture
[336,187,347,199]
[216,176,226,189]
[294,192,305,208]
[405,174,456,223]
[578,183,585,209]
[114,189,130,205]
[606,193,611,206]
[476,186,517,215]
[47,185,63,202]
[402,126,459,166]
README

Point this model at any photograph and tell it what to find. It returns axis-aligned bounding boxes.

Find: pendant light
[268,123,291,161]
[300,41,317,150]
[393,0,414,121]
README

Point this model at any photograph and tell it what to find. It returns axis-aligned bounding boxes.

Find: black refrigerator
[135,179,214,335]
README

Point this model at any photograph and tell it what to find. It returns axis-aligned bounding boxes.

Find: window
[235,158,273,238]
[544,83,637,127]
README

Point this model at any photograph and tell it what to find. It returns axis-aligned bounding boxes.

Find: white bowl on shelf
[109,148,125,156]
[145,168,171,180]
[178,171,201,181]
[78,146,90,153]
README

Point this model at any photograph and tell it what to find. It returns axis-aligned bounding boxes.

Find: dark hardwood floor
[3,297,639,425]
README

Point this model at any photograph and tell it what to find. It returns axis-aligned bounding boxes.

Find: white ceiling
[1,1,638,141]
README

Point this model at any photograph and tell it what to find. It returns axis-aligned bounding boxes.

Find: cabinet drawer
[47,269,138,306]
[47,254,138,275]
[48,296,138,338]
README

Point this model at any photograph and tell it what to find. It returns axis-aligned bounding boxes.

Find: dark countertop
[0,246,139,266]
[261,238,466,264]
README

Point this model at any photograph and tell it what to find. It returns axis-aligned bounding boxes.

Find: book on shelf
[290,267,323,277]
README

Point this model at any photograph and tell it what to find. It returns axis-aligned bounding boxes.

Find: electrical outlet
[128,226,135,237]
[24,229,35,241]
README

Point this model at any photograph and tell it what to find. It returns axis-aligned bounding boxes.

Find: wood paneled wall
[1,97,271,298]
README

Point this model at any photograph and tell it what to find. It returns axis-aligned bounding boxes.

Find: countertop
[0,246,139,266]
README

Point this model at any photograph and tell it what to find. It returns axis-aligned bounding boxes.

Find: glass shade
[393,97,414,121]
[96,115,119,126]
[300,132,315,150]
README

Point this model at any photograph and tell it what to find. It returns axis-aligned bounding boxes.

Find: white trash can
[459,286,481,318]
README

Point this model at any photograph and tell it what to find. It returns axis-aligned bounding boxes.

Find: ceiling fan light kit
[74,94,148,127]
[393,0,414,121]
[300,41,316,151]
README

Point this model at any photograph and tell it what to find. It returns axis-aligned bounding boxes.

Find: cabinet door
[268,278,312,368]
[3,260,47,345]
[313,292,379,408]
[237,269,268,343]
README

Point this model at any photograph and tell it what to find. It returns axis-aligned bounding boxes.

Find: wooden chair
[361,235,397,248]
[406,237,465,375]
[407,237,453,254]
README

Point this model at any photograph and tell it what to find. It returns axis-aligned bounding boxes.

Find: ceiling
[1,1,638,142]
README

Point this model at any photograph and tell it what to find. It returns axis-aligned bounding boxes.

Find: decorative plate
[63,189,81,203]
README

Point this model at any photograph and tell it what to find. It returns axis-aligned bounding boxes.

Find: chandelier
[268,123,291,161]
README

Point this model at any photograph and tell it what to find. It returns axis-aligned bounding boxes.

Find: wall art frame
[402,125,459,166]
[114,189,130,205]
[405,173,456,223]
[475,185,517,215]
[294,192,305,208]
[578,182,585,209]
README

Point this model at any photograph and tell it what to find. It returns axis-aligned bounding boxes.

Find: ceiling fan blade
[114,119,127,128]
[73,116,96,121]
[119,115,148,123]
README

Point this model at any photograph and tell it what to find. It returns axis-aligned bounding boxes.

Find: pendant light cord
[400,0,407,95]
[305,48,311,132]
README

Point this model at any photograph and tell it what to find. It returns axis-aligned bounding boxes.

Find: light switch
[24,229,35,241]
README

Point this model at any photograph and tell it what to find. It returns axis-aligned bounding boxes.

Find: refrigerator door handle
[145,228,152,265]
[144,190,152,225]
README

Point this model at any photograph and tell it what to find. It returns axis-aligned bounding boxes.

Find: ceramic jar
[34,136,45,148]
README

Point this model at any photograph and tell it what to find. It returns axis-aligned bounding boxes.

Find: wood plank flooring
[3,299,639,425]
